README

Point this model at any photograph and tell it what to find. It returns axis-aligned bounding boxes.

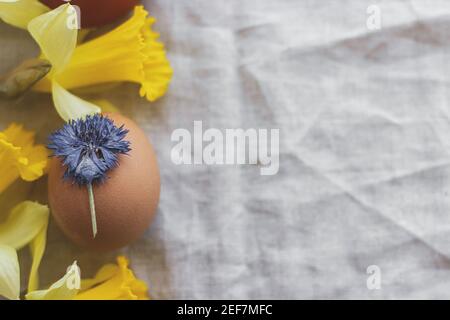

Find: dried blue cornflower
[48,114,131,185]
[48,114,131,237]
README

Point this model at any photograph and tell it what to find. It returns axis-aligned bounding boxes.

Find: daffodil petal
[28,3,77,72]
[79,264,118,291]
[27,220,48,293]
[26,261,80,300]
[0,245,20,300]
[52,81,101,121]
[0,0,49,29]
[0,201,49,250]
[75,276,136,300]
[130,278,150,300]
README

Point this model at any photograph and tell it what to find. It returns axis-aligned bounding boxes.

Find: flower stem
[87,183,97,238]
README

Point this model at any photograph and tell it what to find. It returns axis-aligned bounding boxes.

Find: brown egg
[48,113,160,251]
[40,0,139,28]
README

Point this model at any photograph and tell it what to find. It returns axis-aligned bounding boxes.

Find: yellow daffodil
[0,0,49,29]
[75,256,149,300]
[0,123,48,194]
[1,3,172,121]
[0,201,49,299]
[32,5,173,104]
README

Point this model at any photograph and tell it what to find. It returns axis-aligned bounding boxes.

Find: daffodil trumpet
[0,123,48,194]
[32,5,173,103]
[75,256,149,300]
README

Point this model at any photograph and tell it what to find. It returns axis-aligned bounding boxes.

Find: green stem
[87,183,97,238]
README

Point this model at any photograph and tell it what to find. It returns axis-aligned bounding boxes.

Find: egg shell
[48,113,160,252]
[40,0,139,28]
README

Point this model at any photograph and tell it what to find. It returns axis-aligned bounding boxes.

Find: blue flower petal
[48,114,131,186]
